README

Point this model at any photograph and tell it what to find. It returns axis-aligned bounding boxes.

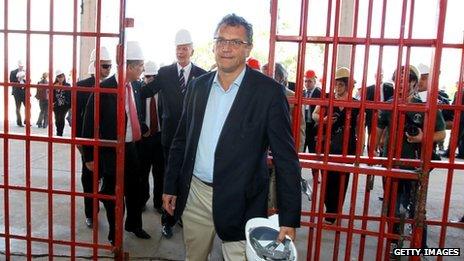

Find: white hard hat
[335,67,350,80]
[144,61,159,75]
[88,63,95,75]
[417,63,430,75]
[175,29,193,46]
[55,69,64,77]
[90,46,111,61]
[245,215,297,261]
[18,60,24,67]
[126,41,144,60]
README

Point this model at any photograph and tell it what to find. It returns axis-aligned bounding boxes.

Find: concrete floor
[1,93,463,260]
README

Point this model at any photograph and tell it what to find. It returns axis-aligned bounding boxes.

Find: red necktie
[126,83,141,141]
[149,96,158,135]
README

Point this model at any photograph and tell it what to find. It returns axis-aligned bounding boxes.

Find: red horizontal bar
[0,185,116,201]
[0,29,119,38]
[0,233,113,250]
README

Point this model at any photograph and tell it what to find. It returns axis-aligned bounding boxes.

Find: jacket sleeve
[266,85,302,228]
[81,94,95,162]
[163,80,193,195]
[140,75,162,99]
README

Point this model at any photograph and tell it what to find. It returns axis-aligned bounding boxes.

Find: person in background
[313,67,360,224]
[142,29,207,239]
[10,60,26,127]
[76,46,113,228]
[303,69,321,153]
[53,70,71,136]
[139,61,165,213]
[82,41,151,245]
[35,72,49,128]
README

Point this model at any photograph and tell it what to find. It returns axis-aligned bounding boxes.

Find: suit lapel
[187,65,197,84]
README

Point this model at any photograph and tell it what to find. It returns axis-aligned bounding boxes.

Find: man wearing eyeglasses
[76,46,112,229]
[162,14,301,260]
[142,29,207,239]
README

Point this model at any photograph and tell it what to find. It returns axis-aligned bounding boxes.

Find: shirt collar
[177,62,192,73]
[212,67,246,93]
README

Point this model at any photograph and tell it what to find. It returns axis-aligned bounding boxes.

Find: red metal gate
[1,0,128,259]
[267,0,464,260]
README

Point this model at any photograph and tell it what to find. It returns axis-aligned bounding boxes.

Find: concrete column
[337,0,354,68]
[79,0,97,80]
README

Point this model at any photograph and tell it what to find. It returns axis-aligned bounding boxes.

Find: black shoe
[85,218,93,228]
[17,123,24,127]
[177,218,183,228]
[456,154,464,159]
[378,197,384,201]
[161,225,173,239]
[125,228,151,239]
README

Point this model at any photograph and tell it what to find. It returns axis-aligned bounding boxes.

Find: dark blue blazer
[142,63,207,147]
[164,66,301,241]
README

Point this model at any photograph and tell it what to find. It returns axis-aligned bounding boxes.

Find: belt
[196,176,213,187]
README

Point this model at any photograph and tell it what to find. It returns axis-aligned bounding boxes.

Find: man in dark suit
[138,61,165,213]
[142,29,207,238]
[76,46,112,228]
[10,60,26,127]
[162,14,301,260]
[365,72,394,135]
[303,69,321,153]
[82,41,150,245]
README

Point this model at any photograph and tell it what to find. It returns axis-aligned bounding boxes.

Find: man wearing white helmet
[76,46,112,229]
[142,29,207,239]
[138,61,165,213]
[10,60,26,127]
[82,41,150,245]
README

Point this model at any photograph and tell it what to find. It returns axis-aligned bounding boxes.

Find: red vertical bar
[412,0,447,251]
[292,0,309,150]
[375,0,409,258]
[267,0,278,80]
[115,0,127,259]
[70,0,79,259]
[3,0,11,259]
[25,0,32,260]
[438,42,464,250]
[48,0,55,259]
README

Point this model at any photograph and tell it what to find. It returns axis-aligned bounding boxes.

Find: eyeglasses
[101,64,112,69]
[214,37,250,48]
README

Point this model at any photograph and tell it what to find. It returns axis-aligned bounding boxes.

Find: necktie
[179,68,186,94]
[149,96,159,135]
[126,83,142,141]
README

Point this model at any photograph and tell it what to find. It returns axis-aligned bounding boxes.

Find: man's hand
[85,161,94,171]
[162,194,177,216]
[142,131,150,138]
[405,127,423,143]
[277,226,296,242]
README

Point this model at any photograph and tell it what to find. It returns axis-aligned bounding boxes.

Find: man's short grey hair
[274,63,288,82]
[215,13,253,44]
[127,60,143,66]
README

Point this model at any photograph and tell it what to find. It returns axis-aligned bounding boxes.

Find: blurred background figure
[53,70,71,136]
[10,60,26,127]
[35,72,49,128]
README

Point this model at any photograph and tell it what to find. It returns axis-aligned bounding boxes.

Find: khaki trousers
[182,176,246,261]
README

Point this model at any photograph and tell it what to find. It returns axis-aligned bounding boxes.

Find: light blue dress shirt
[193,68,246,183]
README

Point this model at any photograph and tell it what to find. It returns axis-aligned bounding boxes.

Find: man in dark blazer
[303,69,321,153]
[365,75,394,135]
[82,41,150,245]
[142,29,207,238]
[162,14,301,260]
[138,61,165,213]
[76,47,112,229]
[10,60,26,127]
